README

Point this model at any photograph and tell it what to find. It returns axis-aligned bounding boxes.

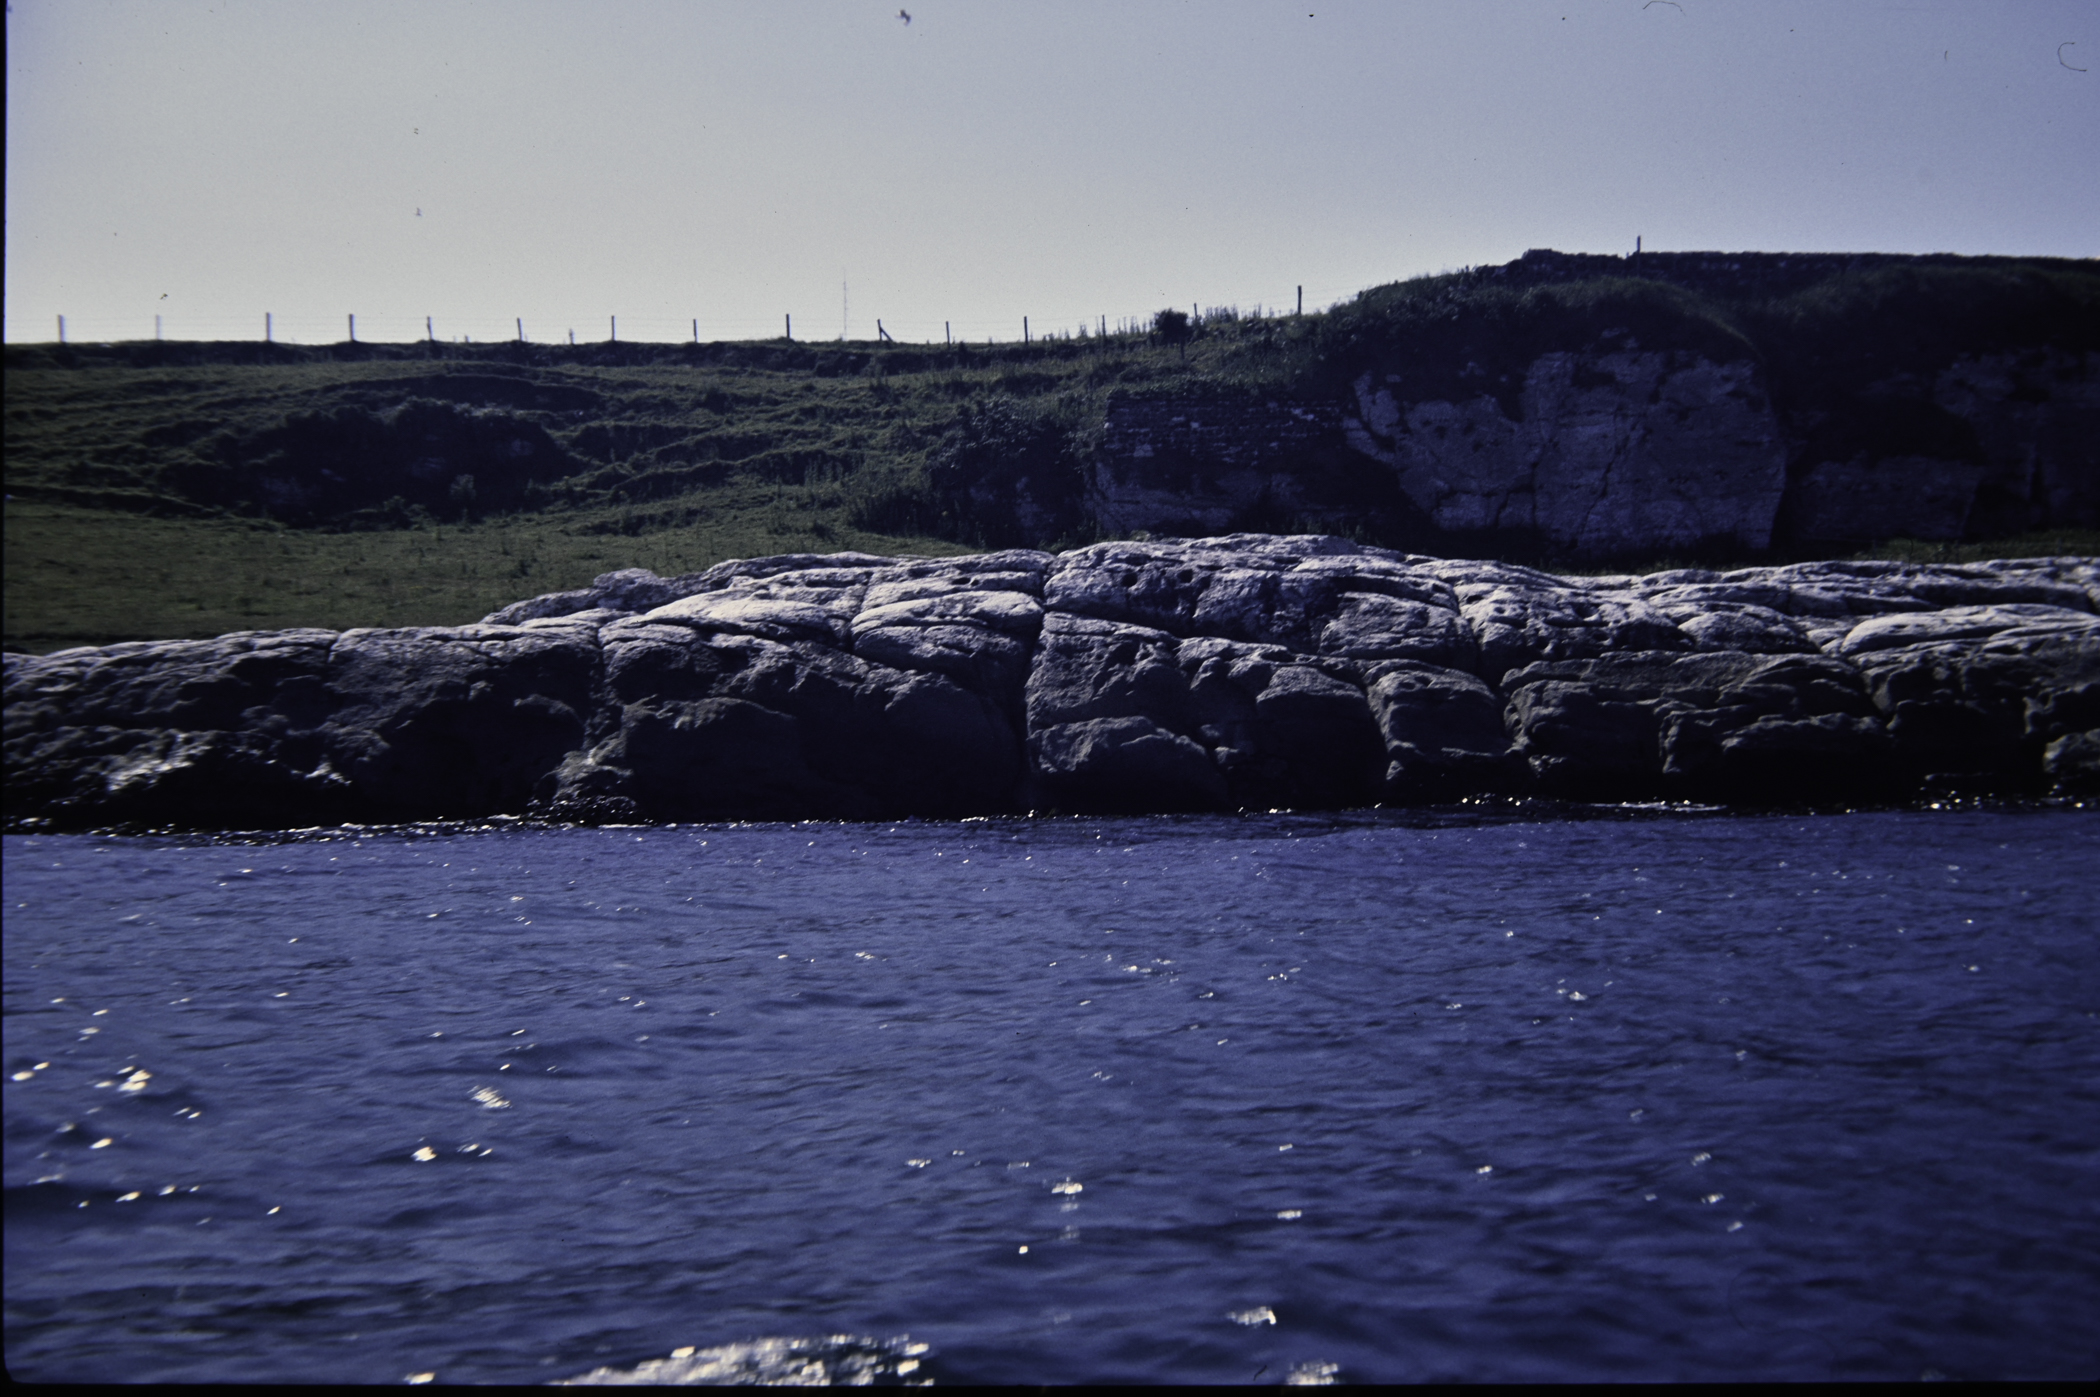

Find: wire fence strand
[6,283,1372,346]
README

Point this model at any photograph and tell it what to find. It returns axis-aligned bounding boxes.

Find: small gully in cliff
[7,534,2096,830]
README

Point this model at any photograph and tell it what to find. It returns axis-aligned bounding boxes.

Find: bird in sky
[898,9,910,24]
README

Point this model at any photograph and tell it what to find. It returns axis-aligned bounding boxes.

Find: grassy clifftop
[8,251,2096,651]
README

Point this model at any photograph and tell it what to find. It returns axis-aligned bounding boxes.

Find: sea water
[5,808,2097,1384]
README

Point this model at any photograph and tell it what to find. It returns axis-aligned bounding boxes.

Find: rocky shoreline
[6,535,2097,829]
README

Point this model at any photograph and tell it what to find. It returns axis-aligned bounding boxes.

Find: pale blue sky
[6,0,2095,345]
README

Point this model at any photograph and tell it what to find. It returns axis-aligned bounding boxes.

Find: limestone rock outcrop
[1342,353,1789,555]
[7,536,2096,828]
[1091,348,2099,561]
[1084,246,2098,562]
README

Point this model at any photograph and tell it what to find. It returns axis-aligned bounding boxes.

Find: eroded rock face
[3,621,600,827]
[1085,393,1365,541]
[1503,650,1896,803]
[7,538,2096,827]
[1088,344,2094,559]
[1937,351,2100,538]
[1342,351,1790,556]
[1366,662,1523,801]
[1778,350,2100,548]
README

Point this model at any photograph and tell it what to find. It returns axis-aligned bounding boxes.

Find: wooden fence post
[57,314,66,343]
[1023,316,1029,343]
[427,316,435,343]
[265,312,273,343]
[1297,285,1303,315]
[348,313,356,342]
[693,318,699,343]
[157,315,164,341]
[610,315,617,342]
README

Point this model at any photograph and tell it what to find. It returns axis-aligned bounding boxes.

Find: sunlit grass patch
[2,500,970,652]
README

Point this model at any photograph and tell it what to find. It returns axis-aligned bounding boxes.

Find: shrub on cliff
[1300,274,1757,410]
[1743,262,2100,420]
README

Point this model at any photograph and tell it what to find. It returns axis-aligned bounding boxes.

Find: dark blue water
[6,809,2098,1385]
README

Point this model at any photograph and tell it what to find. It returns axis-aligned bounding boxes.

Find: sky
[5,0,2095,346]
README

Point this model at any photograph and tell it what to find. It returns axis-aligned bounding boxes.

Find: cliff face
[8,535,2096,830]
[1087,353,1793,559]
[1083,348,2100,563]
[1086,252,2099,561]
[1086,393,1366,540]
[1341,350,1787,555]
[1089,349,2099,561]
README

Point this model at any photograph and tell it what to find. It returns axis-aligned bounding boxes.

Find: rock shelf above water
[7,535,2098,829]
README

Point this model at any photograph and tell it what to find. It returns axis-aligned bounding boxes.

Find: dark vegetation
[7,250,2096,651]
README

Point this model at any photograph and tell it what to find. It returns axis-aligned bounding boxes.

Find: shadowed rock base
[7,537,2096,829]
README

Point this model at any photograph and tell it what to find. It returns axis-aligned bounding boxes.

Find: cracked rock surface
[8,535,2097,828]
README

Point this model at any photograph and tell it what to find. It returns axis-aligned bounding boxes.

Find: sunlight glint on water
[4,809,2097,1384]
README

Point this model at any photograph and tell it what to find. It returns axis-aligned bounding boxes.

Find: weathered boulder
[3,621,599,825]
[6,536,2095,827]
[1029,716,1226,813]
[1364,661,1524,801]
[851,552,1050,700]
[1843,607,2100,794]
[2045,731,2100,792]
[1449,571,1693,684]
[1025,614,1219,810]
[558,620,1021,822]
[1177,639,1385,809]
[1503,650,1893,803]
[1047,536,1476,669]
[481,552,908,626]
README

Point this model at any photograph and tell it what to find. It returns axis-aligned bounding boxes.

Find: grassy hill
[2,334,1196,649]
[7,252,2096,652]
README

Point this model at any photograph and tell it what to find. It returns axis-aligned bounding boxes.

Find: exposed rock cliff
[1341,350,1787,554]
[1781,348,2100,547]
[8,536,2096,829]
[1084,251,2098,560]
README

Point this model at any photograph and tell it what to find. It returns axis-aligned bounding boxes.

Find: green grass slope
[3,336,1206,648]
[7,251,2096,651]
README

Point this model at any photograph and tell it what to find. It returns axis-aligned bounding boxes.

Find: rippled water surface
[6,808,2098,1384]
